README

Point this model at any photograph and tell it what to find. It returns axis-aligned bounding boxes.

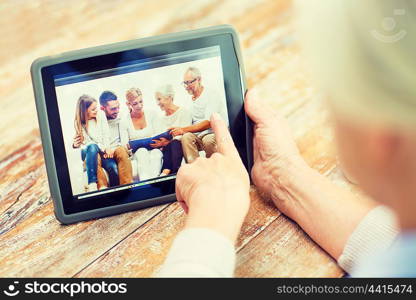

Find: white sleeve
[149,110,162,136]
[155,228,236,277]
[152,113,165,135]
[203,90,221,122]
[172,108,192,140]
[103,118,111,151]
[337,205,399,274]
[119,116,130,147]
[179,107,192,128]
[81,127,92,146]
[96,111,110,151]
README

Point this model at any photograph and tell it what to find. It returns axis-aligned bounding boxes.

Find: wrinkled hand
[245,89,308,216]
[150,137,170,148]
[176,113,250,243]
[169,127,186,137]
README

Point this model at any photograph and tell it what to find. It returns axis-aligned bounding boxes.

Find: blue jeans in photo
[81,144,119,186]
[101,158,119,186]
[81,144,100,184]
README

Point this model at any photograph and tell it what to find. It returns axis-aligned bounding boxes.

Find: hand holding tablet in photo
[175,112,250,243]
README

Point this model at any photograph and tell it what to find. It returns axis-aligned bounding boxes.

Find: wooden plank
[0,135,171,277]
[0,136,171,276]
[0,137,44,218]
[0,201,169,277]
[235,164,367,278]
[75,187,277,277]
[235,213,343,278]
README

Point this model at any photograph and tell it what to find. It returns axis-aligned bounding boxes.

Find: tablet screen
[39,33,249,216]
[53,46,229,200]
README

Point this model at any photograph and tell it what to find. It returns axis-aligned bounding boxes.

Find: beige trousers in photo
[181,132,217,163]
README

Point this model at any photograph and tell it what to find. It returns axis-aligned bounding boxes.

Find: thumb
[244,89,275,125]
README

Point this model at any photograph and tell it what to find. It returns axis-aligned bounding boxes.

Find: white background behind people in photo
[56,56,227,195]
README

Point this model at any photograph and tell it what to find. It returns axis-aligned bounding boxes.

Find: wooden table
[0,0,364,277]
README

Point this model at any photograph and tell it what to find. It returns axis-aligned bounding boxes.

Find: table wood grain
[0,0,363,277]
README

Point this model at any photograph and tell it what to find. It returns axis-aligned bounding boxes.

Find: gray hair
[155,84,175,99]
[186,66,201,79]
[296,0,416,129]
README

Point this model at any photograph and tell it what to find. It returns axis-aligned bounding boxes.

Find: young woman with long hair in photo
[72,94,110,192]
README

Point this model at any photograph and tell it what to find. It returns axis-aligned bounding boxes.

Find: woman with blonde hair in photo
[72,94,110,192]
[157,0,415,277]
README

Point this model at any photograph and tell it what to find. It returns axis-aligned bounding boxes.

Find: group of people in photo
[72,67,228,192]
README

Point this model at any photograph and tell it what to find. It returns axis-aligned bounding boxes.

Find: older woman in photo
[152,84,192,176]
[122,88,163,181]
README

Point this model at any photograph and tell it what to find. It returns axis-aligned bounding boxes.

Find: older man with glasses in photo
[169,67,228,163]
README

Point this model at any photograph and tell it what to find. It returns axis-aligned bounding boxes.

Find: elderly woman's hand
[175,113,250,243]
[245,89,309,218]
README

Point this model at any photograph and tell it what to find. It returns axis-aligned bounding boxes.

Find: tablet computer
[31,25,252,224]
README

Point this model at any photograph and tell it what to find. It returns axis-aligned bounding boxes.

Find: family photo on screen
[57,60,228,195]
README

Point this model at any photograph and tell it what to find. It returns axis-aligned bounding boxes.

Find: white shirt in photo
[191,87,228,137]
[106,117,124,148]
[158,106,192,140]
[120,110,159,146]
[81,110,110,152]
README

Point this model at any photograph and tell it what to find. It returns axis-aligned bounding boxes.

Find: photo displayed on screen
[54,46,229,198]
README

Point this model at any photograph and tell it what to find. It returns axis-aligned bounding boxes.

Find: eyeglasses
[182,78,198,86]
